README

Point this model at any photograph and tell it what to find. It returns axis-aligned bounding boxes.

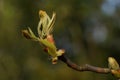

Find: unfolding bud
[108,57,120,70]
[22,10,64,64]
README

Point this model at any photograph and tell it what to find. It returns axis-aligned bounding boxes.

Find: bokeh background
[0,0,120,80]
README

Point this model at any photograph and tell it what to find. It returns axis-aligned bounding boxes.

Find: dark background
[0,0,120,80]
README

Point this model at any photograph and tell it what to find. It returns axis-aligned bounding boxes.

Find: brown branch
[58,55,111,74]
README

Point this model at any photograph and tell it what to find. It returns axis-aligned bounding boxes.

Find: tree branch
[58,55,111,74]
[22,10,120,79]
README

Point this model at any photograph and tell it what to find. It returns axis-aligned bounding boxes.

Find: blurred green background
[0,0,120,80]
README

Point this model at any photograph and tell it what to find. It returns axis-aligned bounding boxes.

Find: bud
[22,30,32,39]
[108,57,120,70]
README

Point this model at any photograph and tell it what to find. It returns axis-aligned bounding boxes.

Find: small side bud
[22,30,32,39]
[56,49,65,56]
[52,57,58,64]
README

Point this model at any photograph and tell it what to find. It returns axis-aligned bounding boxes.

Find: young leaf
[22,28,39,41]
[37,10,56,39]
[38,10,51,38]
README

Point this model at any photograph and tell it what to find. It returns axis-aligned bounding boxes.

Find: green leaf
[22,28,39,41]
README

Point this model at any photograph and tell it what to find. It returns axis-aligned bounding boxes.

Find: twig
[22,10,120,79]
[58,55,111,74]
